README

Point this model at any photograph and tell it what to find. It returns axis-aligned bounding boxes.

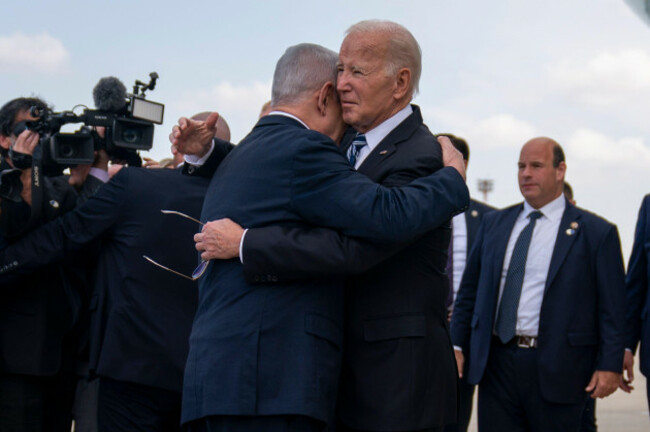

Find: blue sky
[1,0,649,256]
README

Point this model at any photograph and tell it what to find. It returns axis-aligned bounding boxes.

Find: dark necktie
[347,133,367,167]
[494,210,543,343]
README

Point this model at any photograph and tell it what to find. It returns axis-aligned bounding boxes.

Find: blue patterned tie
[347,133,367,167]
[495,210,543,343]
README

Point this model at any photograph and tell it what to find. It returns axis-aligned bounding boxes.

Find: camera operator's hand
[19,169,32,205]
[169,112,219,158]
[12,129,39,157]
[13,130,39,155]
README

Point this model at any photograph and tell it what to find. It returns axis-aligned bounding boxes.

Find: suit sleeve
[182,138,234,178]
[0,169,129,283]
[289,137,469,243]
[242,226,410,282]
[594,224,627,372]
[450,218,485,351]
[624,196,649,352]
[242,144,443,282]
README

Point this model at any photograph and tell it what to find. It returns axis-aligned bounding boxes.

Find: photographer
[0,97,108,432]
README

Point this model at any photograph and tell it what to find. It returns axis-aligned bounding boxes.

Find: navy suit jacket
[464,199,497,255]
[181,113,469,425]
[0,166,217,392]
[450,199,626,404]
[625,194,650,377]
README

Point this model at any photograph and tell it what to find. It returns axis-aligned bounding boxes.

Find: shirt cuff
[239,229,248,264]
[454,345,463,353]
[89,167,109,183]
[184,140,215,166]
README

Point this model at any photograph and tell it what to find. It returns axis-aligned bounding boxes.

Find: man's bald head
[518,137,566,209]
[191,112,231,142]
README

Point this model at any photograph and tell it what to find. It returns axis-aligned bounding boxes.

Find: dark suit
[446,199,496,432]
[237,106,460,431]
[625,194,650,410]
[450,199,626,431]
[181,112,469,429]
[0,161,104,432]
[0,162,222,431]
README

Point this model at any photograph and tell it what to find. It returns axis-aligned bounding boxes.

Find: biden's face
[336,32,400,134]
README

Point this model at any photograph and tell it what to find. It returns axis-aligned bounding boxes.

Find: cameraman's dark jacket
[0,158,103,376]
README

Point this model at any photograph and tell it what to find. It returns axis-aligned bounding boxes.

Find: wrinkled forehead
[340,31,389,61]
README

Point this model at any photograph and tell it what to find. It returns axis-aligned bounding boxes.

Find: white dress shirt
[451,212,468,303]
[496,194,566,337]
[352,105,412,169]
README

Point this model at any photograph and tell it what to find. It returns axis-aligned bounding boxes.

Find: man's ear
[393,68,412,100]
[317,81,334,116]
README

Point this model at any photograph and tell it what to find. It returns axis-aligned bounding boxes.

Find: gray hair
[346,20,422,97]
[271,43,339,107]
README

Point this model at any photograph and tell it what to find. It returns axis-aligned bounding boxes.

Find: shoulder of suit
[570,205,617,230]
[469,199,497,213]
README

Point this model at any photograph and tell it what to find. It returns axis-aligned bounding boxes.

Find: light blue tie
[347,133,367,167]
[495,210,543,343]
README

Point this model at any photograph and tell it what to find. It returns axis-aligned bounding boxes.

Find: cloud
[170,80,272,142]
[425,109,537,150]
[565,128,650,168]
[0,33,69,72]
[547,48,650,105]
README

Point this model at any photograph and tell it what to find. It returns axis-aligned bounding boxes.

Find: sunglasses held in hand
[143,210,209,281]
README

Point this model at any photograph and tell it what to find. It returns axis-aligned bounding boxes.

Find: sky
[1,0,649,257]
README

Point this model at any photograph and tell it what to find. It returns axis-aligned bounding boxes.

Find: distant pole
[477,179,494,202]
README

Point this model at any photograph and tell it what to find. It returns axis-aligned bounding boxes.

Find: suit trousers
[0,372,75,432]
[478,339,588,432]
[444,373,475,432]
[97,377,181,432]
[184,415,325,432]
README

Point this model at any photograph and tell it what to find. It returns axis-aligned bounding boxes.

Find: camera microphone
[93,76,127,112]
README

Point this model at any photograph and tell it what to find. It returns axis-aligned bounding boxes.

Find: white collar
[522,194,566,223]
[268,110,309,129]
[363,105,413,152]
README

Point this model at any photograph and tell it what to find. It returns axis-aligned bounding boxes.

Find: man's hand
[142,157,162,169]
[454,348,464,378]
[619,350,635,393]
[585,370,621,398]
[438,136,466,180]
[12,130,39,156]
[194,218,244,260]
[169,112,220,158]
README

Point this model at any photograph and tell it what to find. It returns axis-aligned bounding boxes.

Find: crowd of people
[0,19,648,432]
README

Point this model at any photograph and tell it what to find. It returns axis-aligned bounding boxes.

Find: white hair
[271,43,338,107]
[346,20,422,97]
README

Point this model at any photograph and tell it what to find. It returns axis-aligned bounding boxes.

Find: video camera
[12,73,164,171]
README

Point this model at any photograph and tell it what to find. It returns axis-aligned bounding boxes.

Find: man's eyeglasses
[143,210,209,281]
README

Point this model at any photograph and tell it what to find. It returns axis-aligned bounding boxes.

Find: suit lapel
[357,105,423,174]
[465,201,482,255]
[545,201,581,290]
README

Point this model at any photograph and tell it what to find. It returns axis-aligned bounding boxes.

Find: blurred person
[436,133,496,432]
[621,194,650,415]
[451,137,626,432]
[171,40,468,431]
[259,100,272,118]
[564,181,576,206]
[0,114,232,432]
[0,97,107,432]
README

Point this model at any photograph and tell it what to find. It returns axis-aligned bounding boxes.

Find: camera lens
[59,143,75,158]
[121,128,141,144]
